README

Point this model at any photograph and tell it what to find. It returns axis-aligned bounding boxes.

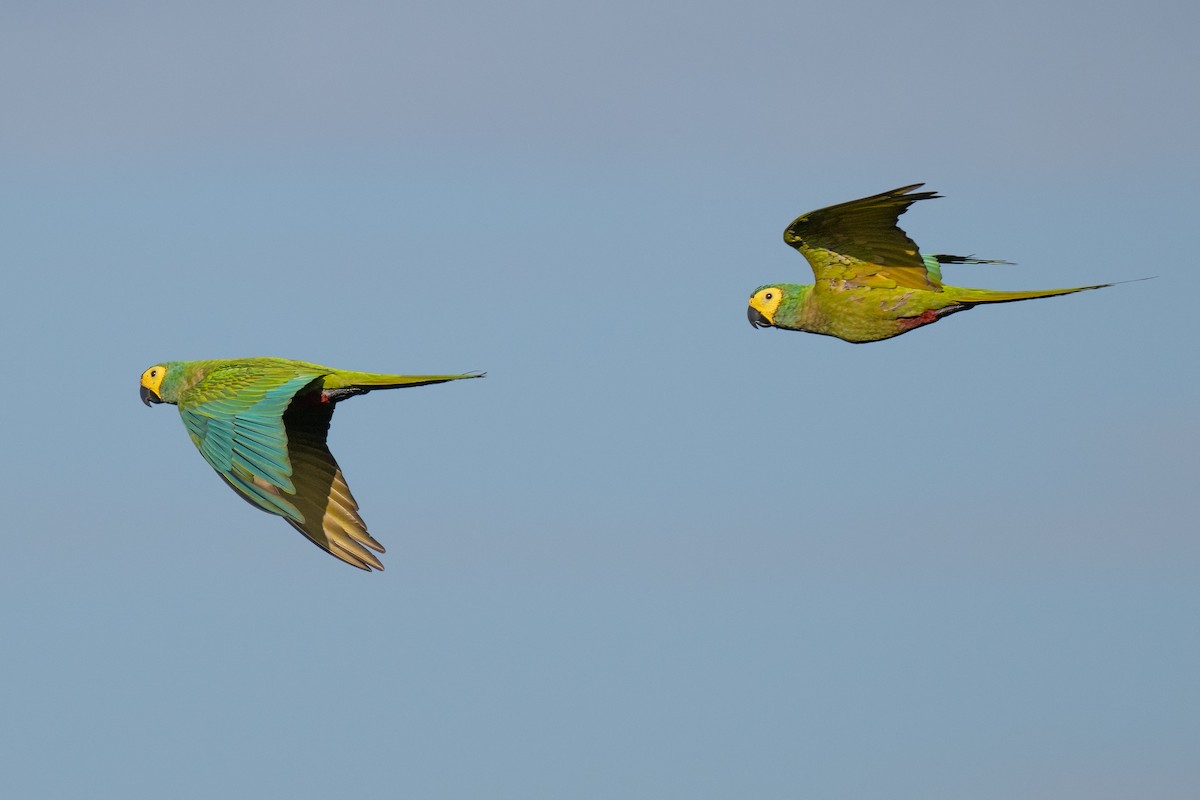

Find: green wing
[178,370,319,522]
[783,183,942,291]
[177,364,384,570]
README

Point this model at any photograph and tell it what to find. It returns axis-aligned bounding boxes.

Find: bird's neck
[158,360,208,404]
[775,284,814,330]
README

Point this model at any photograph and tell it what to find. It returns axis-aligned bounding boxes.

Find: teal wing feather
[177,371,323,523]
[921,254,945,284]
[923,253,1013,284]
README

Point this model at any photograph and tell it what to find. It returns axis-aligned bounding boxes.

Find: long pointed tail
[323,370,486,391]
[949,282,1114,305]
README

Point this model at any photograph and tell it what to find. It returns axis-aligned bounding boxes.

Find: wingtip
[892,182,940,201]
[331,543,385,572]
[932,254,1015,266]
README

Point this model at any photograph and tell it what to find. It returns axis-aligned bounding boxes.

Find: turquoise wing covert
[177,372,322,523]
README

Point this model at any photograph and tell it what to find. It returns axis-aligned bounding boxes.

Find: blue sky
[3,1,1198,797]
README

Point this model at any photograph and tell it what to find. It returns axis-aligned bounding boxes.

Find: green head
[747,283,810,330]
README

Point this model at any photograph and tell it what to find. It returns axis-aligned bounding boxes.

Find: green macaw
[139,358,483,571]
[747,183,1115,343]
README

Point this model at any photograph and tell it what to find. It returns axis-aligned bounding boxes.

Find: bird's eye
[764,292,773,300]
[150,369,157,377]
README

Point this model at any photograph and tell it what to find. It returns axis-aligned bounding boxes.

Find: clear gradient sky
[2,1,1198,798]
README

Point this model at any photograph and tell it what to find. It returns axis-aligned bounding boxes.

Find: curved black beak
[140,385,161,406]
[747,305,772,329]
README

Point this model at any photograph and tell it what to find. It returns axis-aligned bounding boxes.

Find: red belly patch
[896,308,941,332]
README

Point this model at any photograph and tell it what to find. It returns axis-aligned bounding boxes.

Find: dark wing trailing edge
[279,392,386,571]
[783,183,944,290]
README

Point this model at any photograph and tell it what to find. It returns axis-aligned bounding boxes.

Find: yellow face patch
[748,287,783,324]
[140,364,168,399]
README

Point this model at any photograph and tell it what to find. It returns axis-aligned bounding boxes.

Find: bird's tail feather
[323,371,486,391]
[950,283,1114,305]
